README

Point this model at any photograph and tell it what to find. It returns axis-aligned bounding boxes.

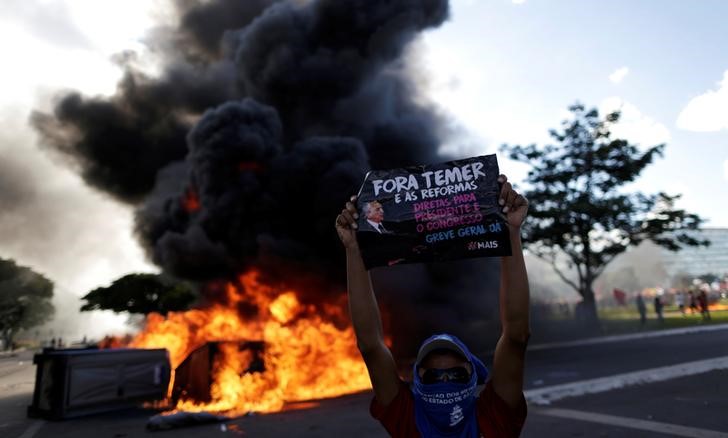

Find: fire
[238,161,264,173]
[182,187,200,212]
[131,270,371,415]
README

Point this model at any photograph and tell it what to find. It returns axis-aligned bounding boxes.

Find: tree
[697,273,720,284]
[501,103,708,329]
[0,258,55,350]
[80,273,197,315]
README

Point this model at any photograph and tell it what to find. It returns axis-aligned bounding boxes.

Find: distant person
[654,295,664,324]
[57,337,64,348]
[636,293,647,326]
[675,291,686,316]
[698,290,711,321]
[360,200,391,234]
[688,290,698,315]
[50,337,57,349]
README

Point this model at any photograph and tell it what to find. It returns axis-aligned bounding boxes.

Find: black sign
[356,154,511,269]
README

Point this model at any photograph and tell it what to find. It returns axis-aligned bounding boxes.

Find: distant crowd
[636,289,714,326]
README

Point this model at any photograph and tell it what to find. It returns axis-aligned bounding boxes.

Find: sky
[1,0,727,338]
[421,0,728,217]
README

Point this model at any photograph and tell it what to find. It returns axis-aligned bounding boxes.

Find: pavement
[2,323,728,438]
[0,349,37,438]
[518,324,728,438]
[524,370,728,437]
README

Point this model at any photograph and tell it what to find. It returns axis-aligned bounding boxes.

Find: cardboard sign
[356,154,511,269]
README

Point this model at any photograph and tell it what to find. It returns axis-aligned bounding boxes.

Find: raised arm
[336,196,400,406]
[491,175,530,409]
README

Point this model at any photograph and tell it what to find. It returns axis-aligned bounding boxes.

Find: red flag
[613,288,627,306]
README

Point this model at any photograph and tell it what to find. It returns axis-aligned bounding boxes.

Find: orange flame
[238,161,264,172]
[182,188,200,212]
[130,270,371,415]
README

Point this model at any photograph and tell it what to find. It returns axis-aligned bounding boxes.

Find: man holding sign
[335,172,529,437]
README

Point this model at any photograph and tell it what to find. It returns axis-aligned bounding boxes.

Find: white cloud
[0,0,167,108]
[609,66,629,83]
[676,70,728,132]
[0,0,91,49]
[512,0,526,4]
[0,114,158,339]
[0,2,164,339]
[724,159,728,181]
[600,97,671,147]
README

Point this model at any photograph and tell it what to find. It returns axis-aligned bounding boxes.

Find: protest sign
[355,154,511,269]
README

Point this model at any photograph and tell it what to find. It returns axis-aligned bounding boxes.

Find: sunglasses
[420,366,471,384]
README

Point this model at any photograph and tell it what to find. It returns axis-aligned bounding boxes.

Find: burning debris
[146,411,229,431]
[172,341,264,404]
[131,271,370,415]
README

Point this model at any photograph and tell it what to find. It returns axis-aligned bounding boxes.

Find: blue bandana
[412,334,488,438]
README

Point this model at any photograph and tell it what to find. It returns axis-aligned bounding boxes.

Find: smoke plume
[32,0,503,352]
[33,0,449,275]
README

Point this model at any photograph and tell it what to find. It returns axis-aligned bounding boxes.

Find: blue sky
[422,0,728,227]
[0,0,726,336]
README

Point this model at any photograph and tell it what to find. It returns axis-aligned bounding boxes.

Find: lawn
[598,303,728,335]
[529,299,728,343]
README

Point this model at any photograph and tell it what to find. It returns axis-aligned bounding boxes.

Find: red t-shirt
[370,380,527,437]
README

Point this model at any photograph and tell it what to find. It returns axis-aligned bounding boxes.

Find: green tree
[697,273,719,284]
[0,258,55,350]
[502,103,708,329]
[80,273,197,315]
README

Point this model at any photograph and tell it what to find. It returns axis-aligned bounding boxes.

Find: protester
[698,290,711,321]
[654,294,664,324]
[335,174,529,437]
[688,290,698,315]
[675,291,686,316]
[636,293,647,326]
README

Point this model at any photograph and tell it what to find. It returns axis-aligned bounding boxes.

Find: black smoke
[33,0,451,275]
[177,0,282,60]
[137,98,369,280]
[30,0,270,202]
[32,0,503,353]
[32,0,448,203]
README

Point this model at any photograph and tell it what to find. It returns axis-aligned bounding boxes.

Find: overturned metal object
[28,347,171,420]
[172,341,264,403]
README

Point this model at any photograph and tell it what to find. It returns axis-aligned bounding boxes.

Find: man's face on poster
[366,201,384,223]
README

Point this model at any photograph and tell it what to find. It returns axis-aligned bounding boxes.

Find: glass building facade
[659,228,728,279]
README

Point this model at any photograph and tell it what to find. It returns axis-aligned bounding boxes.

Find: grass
[529,299,728,343]
[598,305,728,335]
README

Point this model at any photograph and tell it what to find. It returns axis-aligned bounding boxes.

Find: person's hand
[498,174,528,229]
[335,195,360,250]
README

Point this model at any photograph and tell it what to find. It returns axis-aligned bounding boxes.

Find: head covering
[416,334,465,365]
[412,334,488,437]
